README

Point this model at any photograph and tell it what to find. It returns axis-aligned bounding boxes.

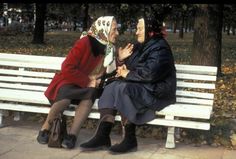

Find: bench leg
[0,110,3,128]
[13,112,21,121]
[165,115,176,148]
[165,126,175,148]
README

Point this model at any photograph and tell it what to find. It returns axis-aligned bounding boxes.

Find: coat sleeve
[61,39,90,87]
[126,48,173,83]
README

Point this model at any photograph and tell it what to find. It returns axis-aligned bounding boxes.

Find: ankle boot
[61,134,77,149]
[80,115,114,150]
[37,129,50,144]
[109,122,137,153]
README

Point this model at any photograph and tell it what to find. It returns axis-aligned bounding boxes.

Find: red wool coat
[44,36,104,101]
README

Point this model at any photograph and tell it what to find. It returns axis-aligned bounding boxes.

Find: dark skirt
[98,81,156,125]
[50,84,98,105]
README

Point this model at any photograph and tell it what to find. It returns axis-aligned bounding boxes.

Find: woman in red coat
[37,16,119,149]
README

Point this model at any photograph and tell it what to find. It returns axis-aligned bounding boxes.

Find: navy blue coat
[123,36,176,111]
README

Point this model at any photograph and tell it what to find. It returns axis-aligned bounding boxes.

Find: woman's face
[108,19,119,44]
[136,18,145,43]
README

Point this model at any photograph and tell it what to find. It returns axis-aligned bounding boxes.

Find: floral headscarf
[80,16,115,67]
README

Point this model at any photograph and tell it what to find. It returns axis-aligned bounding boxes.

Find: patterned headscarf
[80,16,115,67]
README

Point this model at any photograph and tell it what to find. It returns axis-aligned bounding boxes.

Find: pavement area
[0,115,236,159]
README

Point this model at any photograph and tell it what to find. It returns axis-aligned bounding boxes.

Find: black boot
[61,134,77,149]
[37,129,50,144]
[80,115,114,151]
[109,123,137,154]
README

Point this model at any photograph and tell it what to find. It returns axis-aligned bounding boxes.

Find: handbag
[96,70,117,97]
[48,113,67,148]
[98,70,126,88]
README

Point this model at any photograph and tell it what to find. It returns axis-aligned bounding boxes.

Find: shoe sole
[61,143,74,149]
[37,138,48,145]
[80,145,110,151]
[108,146,138,155]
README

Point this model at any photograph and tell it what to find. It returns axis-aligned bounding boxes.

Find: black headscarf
[143,13,163,41]
[134,14,164,55]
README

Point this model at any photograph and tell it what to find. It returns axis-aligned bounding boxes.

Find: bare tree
[191,4,223,76]
[82,3,89,31]
[32,3,46,44]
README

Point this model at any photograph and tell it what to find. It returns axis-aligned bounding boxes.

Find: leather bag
[48,114,67,148]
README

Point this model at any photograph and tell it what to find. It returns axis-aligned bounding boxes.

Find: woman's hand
[87,79,96,87]
[87,78,102,88]
[116,64,130,78]
[118,43,134,62]
[87,75,101,88]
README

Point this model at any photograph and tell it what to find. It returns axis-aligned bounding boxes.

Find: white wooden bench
[0,53,217,149]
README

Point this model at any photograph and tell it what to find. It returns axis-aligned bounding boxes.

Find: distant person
[80,14,176,154]
[37,16,119,149]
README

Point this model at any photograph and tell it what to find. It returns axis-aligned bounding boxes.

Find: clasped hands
[116,64,129,78]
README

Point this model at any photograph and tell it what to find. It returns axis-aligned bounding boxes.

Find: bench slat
[0,69,55,78]
[176,97,213,106]
[0,61,60,70]
[0,102,51,114]
[177,73,217,81]
[0,52,64,64]
[177,81,215,89]
[148,118,210,130]
[0,82,47,91]
[176,90,214,99]
[157,104,212,119]
[175,64,217,75]
[0,88,49,105]
[0,76,51,84]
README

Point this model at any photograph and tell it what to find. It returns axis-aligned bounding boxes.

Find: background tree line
[1,3,236,76]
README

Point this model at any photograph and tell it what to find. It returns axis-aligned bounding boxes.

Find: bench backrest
[0,53,217,128]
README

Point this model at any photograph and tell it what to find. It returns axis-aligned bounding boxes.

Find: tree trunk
[169,21,173,31]
[233,26,235,35]
[189,18,194,32]
[82,3,89,31]
[223,24,226,32]
[0,4,3,15]
[185,17,188,33]
[2,3,8,26]
[179,14,184,38]
[227,24,230,35]
[173,20,177,33]
[32,3,46,44]
[191,4,223,76]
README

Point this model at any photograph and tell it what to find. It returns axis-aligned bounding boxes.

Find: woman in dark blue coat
[80,15,176,154]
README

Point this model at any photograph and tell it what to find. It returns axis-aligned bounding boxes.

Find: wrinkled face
[136,18,145,43]
[108,20,119,44]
